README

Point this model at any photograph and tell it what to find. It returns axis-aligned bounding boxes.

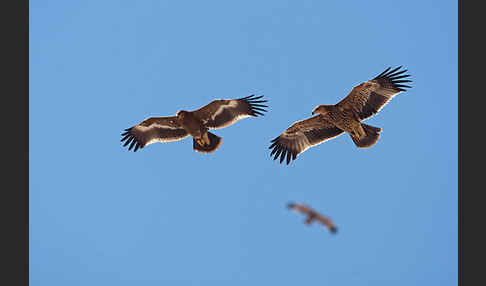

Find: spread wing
[315,214,338,233]
[120,116,189,152]
[269,115,344,165]
[192,95,268,129]
[289,203,338,233]
[337,66,412,120]
[287,202,313,216]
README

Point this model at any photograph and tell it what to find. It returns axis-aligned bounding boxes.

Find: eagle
[287,202,338,234]
[120,95,268,153]
[269,66,412,164]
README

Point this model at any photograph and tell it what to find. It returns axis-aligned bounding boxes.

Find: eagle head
[176,110,188,119]
[312,105,329,115]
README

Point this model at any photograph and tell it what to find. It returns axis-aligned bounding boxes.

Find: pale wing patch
[121,117,189,152]
[206,101,252,130]
[281,126,344,157]
[195,95,268,130]
[296,131,344,156]
[209,113,252,130]
[133,123,189,144]
[145,134,190,145]
[136,122,182,130]
[211,100,239,119]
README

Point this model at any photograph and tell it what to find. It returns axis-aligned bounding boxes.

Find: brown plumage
[269,66,412,164]
[287,202,337,234]
[121,95,268,153]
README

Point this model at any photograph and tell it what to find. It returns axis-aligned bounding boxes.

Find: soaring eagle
[121,95,268,153]
[287,202,337,234]
[269,66,412,164]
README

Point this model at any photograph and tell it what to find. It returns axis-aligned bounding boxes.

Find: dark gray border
[3,0,28,285]
[459,1,482,285]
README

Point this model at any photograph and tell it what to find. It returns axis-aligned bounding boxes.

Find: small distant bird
[121,95,268,153]
[269,66,412,164]
[287,202,338,234]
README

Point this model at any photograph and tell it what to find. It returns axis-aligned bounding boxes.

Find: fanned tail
[193,132,222,153]
[351,123,382,148]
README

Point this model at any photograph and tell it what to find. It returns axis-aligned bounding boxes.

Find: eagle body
[304,213,317,225]
[121,95,268,153]
[176,110,210,145]
[319,105,365,139]
[288,202,337,234]
[269,66,412,165]
[176,109,222,153]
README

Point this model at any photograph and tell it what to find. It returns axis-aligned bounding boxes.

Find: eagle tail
[193,132,222,154]
[351,123,382,148]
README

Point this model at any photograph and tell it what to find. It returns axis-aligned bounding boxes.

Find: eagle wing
[287,202,313,216]
[336,66,412,120]
[192,95,268,130]
[120,116,189,152]
[269,115,344,165]
[315,214,338,233]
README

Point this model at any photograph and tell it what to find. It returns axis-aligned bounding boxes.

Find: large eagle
[121,95,268,153]
[269,66,412,164]
[287,202,338,234]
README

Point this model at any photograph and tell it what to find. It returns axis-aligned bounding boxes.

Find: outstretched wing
[269,115,344,165]
[287,202,313,216]
[120,116,189,152]
[192,95,268,129]
[337,66,412,120]
[289,203,338,233]
[315,214,338,233]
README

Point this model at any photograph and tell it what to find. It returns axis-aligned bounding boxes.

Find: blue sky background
[30,0,457,285]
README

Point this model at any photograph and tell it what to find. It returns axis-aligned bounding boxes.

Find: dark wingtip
[279,149,287,164]
[121,127,132,137]
[268,138,297,166]
[123,136,134,147]
[242,94,269,117]
[375,66,412,91]
[120,127,143,152]
[330,226,338,234]
[268,141,278,150]
[286,151,292,165]
[128,140,136,151]
[240,94,254,100]
[375,67,391,78]
[272,145,282,160]
[386,65,402,75]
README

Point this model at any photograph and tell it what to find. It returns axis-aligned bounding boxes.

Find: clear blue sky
[30,0,457,285]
